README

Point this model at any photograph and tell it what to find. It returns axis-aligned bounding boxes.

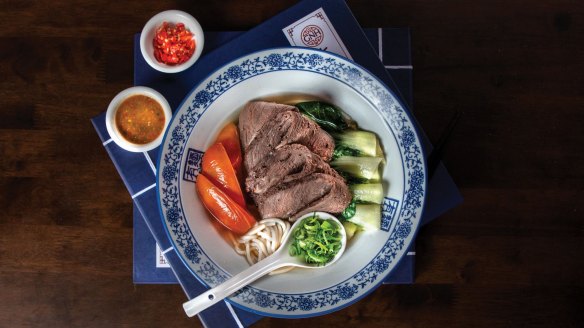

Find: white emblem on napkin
[156,244,171,268]
[283,8,352,59]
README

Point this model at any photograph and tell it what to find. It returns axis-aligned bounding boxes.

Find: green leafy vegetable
[339,171,370,184]
[347,204,381,230]
[340,199,357,220]
[331,156,383,181]
[340,183,382,224]
[289,214,343,265]
[332,145,362,160]
[295,101,349,132]
[350,183,384,204]
[342,221,360,240]
[333,130,378,157]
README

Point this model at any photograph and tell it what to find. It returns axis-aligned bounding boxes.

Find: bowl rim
[105,86,172,152]
[139,10,205,74]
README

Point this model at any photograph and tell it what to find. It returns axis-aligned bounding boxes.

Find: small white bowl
[105,86,172,152]
[140,10,204,73]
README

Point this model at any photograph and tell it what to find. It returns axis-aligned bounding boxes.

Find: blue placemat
[93,0,462,326]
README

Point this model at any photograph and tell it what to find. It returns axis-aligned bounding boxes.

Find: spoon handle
[183,254,289,317]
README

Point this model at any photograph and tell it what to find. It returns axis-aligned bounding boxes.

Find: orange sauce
[115,95,165,144]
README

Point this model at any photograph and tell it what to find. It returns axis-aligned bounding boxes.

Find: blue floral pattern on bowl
[157,48,426,318]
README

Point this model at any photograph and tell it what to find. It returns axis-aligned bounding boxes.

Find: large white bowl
[156,47,427,318]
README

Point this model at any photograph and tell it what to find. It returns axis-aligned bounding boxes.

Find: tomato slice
[215,123,243,172]
[201,142,246,207]
[196,174,256,235]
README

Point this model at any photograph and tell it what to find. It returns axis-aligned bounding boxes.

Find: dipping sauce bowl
[105,86,172,152]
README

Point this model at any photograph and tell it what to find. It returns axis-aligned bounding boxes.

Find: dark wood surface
[1,0,582,327]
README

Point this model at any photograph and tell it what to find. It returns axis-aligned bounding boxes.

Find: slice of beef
[243,110,334,172]
[238,101,298,150]
[289,181,352,221]
[255,173,351,221]
[246,144,341,195]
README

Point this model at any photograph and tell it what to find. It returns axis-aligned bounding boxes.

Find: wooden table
[1,1,582,327]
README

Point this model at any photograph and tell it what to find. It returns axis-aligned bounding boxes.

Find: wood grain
[0,0,582,327]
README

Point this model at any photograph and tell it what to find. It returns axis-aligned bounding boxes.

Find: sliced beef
[255,173,352,221]
[238,100,350,222]
[238,101,298,149]
[243,110,334,172]
[246,144,341,195]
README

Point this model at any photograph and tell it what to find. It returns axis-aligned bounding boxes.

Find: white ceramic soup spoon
[182,212,347,317]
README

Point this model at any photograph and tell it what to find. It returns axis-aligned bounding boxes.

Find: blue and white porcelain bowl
[156,47,427,318]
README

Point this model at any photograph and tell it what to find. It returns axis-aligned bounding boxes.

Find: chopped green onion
[289,214,343,265]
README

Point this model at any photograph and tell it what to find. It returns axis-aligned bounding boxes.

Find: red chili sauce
[153,22,196,65]
[115,95,165,144]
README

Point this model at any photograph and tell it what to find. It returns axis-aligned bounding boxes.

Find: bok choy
[295,101,351,132]
[332,130,379,158]
[349,183,384,204]
[346,204,381,231]
[294,101,386,232]
[331,156,383,181]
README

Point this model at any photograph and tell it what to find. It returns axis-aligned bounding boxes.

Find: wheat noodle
[229,218,294,274]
